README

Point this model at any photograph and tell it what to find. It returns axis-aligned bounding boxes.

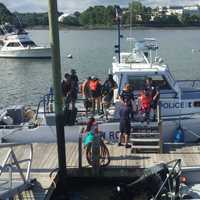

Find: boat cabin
[112,38,200,118]
[5,40,36,48]
[112,39,178,101]
[2,34,37,50]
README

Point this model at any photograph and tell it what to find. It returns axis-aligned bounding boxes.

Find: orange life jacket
[140,92,152,111]
[89,80,99,91]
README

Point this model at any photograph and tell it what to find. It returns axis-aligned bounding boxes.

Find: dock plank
[1,143,200,199]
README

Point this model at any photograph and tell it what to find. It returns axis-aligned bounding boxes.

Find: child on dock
[83,117,98,146]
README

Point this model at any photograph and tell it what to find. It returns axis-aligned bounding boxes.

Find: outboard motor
[110,161,182,200]
[110,163,169,200]
[6,105,25,125]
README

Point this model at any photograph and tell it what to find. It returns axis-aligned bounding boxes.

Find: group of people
[118,77,160,148]
[61,70,160,148]
[81,74,117,115]
[61,70,118,117]
[61,69,79,111]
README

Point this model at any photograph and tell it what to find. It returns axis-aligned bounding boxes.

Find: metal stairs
[130,105,163,153]
[130,122,162,153]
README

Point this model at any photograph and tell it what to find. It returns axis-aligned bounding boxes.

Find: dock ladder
[0,143,33,199]
[131,104,163,153]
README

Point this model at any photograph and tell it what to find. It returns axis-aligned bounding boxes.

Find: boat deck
[1,143,200,199]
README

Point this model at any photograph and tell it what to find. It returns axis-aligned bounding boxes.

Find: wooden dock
[1,142,200,199]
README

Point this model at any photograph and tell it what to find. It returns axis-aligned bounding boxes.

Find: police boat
[1,33,200,144]
[1,42,200,145]
[111,36,200,143]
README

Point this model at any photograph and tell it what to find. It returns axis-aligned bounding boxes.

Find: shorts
[120,120,131,135]
[102,94,112,104]
[84,99,92,109]
[91,90,101,98]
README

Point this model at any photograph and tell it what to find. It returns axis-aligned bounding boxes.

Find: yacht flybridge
[0,24,51,58]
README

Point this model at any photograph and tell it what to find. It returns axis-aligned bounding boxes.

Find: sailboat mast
[115,6,122,63]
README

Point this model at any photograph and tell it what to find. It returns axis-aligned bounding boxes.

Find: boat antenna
[114,5,123,63]
[13,12,23,29]
[129,1,133,51]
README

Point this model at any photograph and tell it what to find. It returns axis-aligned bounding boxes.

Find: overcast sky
[1,0,200,13]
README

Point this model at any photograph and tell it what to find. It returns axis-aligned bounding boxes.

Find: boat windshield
[127,75,172,91]
[21,41,37,47]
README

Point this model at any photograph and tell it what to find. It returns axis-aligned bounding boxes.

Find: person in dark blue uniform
[118,100,132,148]
[102,74,118,117]
[61,73,71,110]
[120,83,135,120]
[70,69,79,110]
[120,83,134,106]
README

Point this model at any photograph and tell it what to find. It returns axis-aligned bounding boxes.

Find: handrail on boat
[0,143,33,189]
[35,93,53,120]
[35,91,88,118]
[152,159,182,200]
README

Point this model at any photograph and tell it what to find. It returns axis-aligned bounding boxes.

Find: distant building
[151,6,167,17]
[58,13,76,23]
[183,5,200,16]
[151,5,200,20]
[166,6,183,16]
[136,15,142,22]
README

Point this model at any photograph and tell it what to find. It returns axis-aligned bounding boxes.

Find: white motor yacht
[0,26,51,58]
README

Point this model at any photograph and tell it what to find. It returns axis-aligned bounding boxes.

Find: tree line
[0,2,200,28]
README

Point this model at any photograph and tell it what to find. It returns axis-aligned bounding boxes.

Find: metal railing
[0,143,33,198]
[157,101,163,153]
[35,91,88,119]
[152,159,182,200]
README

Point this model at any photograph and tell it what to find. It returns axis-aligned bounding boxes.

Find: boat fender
[173,127,184,143]
[67,54,73,59]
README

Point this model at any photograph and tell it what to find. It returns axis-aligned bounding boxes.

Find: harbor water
[0,28,200,107]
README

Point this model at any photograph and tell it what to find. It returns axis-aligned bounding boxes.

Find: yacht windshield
[7,42,21,47]
[21,41,37,47]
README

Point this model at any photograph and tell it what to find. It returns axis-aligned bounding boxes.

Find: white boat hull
[1,116,200,144]
[0,47,51,58]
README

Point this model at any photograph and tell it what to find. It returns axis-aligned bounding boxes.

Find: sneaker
[125,144,131,148]
[118,142,124,146]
